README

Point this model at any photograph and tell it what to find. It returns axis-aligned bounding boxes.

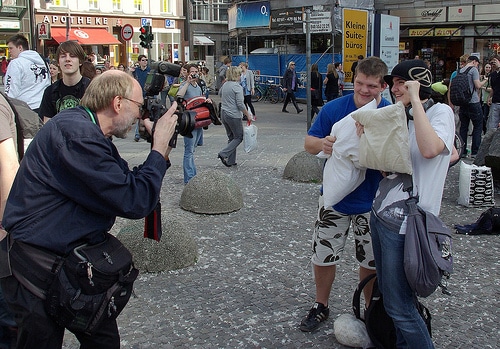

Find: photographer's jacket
[3,106,169,255]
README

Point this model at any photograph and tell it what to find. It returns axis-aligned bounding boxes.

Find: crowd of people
[1,31,499,349]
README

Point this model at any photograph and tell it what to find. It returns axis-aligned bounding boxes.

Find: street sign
[141,18,152,26]
[37,22,51,40]
[121,24,134,41]
[165,19,175,28]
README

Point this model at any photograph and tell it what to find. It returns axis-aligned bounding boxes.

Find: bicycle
[252,80,279,103]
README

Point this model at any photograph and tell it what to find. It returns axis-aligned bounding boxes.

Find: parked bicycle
[252,80,281,104]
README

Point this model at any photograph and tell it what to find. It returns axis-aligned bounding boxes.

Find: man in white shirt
[4,34,50,113]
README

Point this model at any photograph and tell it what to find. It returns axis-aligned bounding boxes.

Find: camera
[191,73,199,79]
[141,61,197,148]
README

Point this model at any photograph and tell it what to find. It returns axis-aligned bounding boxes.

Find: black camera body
[141,61,197,148]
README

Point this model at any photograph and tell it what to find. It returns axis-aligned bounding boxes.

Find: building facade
[376,1,500,79]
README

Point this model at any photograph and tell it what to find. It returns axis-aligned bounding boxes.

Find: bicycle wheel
[450,133,463,168]
[269,88,279,104]
[277,87,285,103]
[252,88,262,102]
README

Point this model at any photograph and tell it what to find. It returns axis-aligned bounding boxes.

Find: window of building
[113,0,122,11]
[192,0,210,21]
[89,0,99,10]
[134,0,143,12]
[212,0,228,22]
[161,0,171,13]
[192,0,229,22]
[50,0,67,6]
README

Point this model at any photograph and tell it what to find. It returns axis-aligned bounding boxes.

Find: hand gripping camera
[142,61,195,147]
[142,61,220,147]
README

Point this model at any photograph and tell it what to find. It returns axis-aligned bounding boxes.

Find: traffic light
[139,25,153,49]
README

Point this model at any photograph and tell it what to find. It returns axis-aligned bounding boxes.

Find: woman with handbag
[323,63,339,102]
[217,66,251,167]
[310,63,323,120]
[365,60,455,349]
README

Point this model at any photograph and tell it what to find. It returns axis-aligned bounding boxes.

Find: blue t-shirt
[308,94,391,215]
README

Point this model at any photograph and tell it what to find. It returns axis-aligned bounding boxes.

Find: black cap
[384,60,433,100]
[468,55,479,62]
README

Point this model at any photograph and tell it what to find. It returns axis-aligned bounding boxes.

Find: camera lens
[176,110,196,137]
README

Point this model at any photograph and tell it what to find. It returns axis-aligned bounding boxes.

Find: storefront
[390,5,500,80]
[35,13,182,67]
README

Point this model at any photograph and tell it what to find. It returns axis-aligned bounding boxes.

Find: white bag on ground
[458,161,495,207]
[334,314,373,349]
[244,122,258,153]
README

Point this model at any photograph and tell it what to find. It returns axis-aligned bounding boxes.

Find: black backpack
[455,207,500,235]
[0,91,42,160]
[449,66,474,106]
[352,274,432,349]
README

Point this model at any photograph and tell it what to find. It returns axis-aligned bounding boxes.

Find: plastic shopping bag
[244,122,258,153]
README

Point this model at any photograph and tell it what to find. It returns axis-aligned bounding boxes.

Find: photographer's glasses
[122,97,144,114]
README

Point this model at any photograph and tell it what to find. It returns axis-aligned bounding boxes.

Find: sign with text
[409,28,434,37]
[270,8,302,30]
[228,1,270,30]
[343,8,368,83]
[37,22,51,40]
[305,4,332,34]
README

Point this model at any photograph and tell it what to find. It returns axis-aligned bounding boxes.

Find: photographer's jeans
[370,214,435,349]
[183,128,203,184]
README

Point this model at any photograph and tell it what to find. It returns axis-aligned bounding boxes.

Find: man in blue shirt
[300,56,391,332]
[1,70,178,348]
[131,54,151,141]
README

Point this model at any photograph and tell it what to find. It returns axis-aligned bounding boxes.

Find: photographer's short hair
[81,71,135,112]
[225,66,241,82]
[7,34,29,50]
[223,57,232,65]
[56,41,86,65]
[355,56,388,86]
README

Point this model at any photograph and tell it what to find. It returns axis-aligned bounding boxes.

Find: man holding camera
[176,63,211,183]
[1,70,178,349]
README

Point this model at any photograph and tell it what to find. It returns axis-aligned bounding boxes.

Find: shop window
[89,0,99,10]
[134,0,143,12]
[113,0,122,11]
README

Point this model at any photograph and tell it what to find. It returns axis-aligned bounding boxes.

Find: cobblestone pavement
[63,98,499,348]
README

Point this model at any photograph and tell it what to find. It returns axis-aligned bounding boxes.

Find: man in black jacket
[1,70,178,349]
[282,61,303,114]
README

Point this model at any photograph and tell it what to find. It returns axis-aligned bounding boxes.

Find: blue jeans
[370,214,434,349]
[488,102,500,130]
[459,102,483,155]
[183,128,203,183]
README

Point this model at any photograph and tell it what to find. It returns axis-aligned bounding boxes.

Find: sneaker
[300,302,329,332]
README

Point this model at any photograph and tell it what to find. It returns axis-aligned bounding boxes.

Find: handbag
[244,120,258,153]
[457,161,495,207]
[311,88,323,106]
[402,174,453,297]
[44,234,139,335]
[167,85,179,98]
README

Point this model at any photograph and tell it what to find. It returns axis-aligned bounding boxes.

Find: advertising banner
[343,8,368,83]
[228,1,271,30]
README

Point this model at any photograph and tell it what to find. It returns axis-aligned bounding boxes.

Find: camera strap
[82,106,97,125]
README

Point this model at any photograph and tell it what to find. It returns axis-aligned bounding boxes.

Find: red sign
[121,24,134,41]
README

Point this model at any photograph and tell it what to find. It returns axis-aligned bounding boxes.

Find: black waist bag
[44,234,139,335]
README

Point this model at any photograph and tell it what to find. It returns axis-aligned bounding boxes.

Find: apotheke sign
[42,15,109,26]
